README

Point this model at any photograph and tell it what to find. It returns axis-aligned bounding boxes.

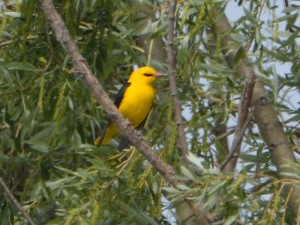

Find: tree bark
[212,7,300,216]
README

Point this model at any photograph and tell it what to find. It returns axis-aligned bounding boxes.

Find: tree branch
[0,176,37,225]
[212,116,230,163]
[39,0,178,188]
[39,0,211,223]
[212,7,300,216]
[221,72,256,172]
[167,0,189,157]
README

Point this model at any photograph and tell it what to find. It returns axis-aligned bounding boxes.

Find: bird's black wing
[114,81,131,108]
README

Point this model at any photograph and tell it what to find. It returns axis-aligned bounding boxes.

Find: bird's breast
[118,83,155,127]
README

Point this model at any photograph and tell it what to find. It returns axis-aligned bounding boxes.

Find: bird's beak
[154,72,167,78]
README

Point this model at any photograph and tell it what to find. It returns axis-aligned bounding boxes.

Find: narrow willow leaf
[68,96,74,110]
[199,63,230,74]
[224,215,238,225]
[77,168,92,179]
[186,152,205,172]
[4,12,21,17]
[37,76,45,109]
[46,177,75,190]
[282,6,300,13]
[88,158,111,171]
[176,184,191,191]
[229,33,247,44]
[284,113,300,123]
[204,193,218,211]
[234,47,245,65]
[256,70,272,87]
[28,124,54,141]
[6,62,35,71]
[243,7,256,23]
[0,152,10,163]
[180,165,195,181]
[25,140,49,153]
[240,153,268,163]
[162,187,181,194]
[281,31,299,48]
[208,180,227,195]
[255,27,262,47]
[281,172,300,179]
[272,65,279,99]
[54,166,86,178]
[275,13,298,23]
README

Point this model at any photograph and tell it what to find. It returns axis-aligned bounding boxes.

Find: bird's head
[128,67,166,84]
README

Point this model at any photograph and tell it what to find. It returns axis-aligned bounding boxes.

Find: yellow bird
[94,66,166,150]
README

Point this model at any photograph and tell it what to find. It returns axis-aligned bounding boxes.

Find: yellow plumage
[94,67,165,148]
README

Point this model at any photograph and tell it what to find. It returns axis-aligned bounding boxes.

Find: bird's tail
[94,123,117,146]
[118,137,131,151]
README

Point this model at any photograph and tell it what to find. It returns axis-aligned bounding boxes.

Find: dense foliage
[0,0,299,224]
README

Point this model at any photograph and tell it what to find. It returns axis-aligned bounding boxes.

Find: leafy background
[0,0,299,224]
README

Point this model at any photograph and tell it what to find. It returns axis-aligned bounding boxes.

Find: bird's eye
[143,73,153,77]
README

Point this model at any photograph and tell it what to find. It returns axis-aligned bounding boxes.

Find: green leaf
[255,27,262,47]
[229,33,248,44]
[180,165,195,181]
[88,157,111,172]
[54,166,87,178]
[162,187,181,194]
[271,66,279,98]
[6,62,36,71]
[29,124,55,142]
[282,6,300,13]
[240,153,268,163]
[186,152,205,172]
[224,215,238,225]
[4,12,21,17]
[243,7,257,24]
[275,14,292,23]
[208,180,227,195]
[0,152,9,163]
[256,70,272,87]
[284,113,300,123]
[281,31,299,47]
[46,177,75,190]
[176,184,191,191]
[234,47,245,65]
[199,63,230,74]
[25,140,49,153]
[204,192,218,210]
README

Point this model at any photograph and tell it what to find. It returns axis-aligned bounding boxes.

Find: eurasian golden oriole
[94,66,165,149]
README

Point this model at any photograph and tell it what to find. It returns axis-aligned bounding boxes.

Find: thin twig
[0,176,37,225]
[220,72,256,172]
[283,0,295,33]
[0,35,38,48]
[246,179,273,194]
[167,0,189,157]
[215,128,235,141]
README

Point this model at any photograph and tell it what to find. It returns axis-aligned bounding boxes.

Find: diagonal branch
[220,72,256,172]
[167,0,189,157]
[39,0,210,223]
[211,7,300,216]
[39,0,178,188]
[0,176,37,225]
